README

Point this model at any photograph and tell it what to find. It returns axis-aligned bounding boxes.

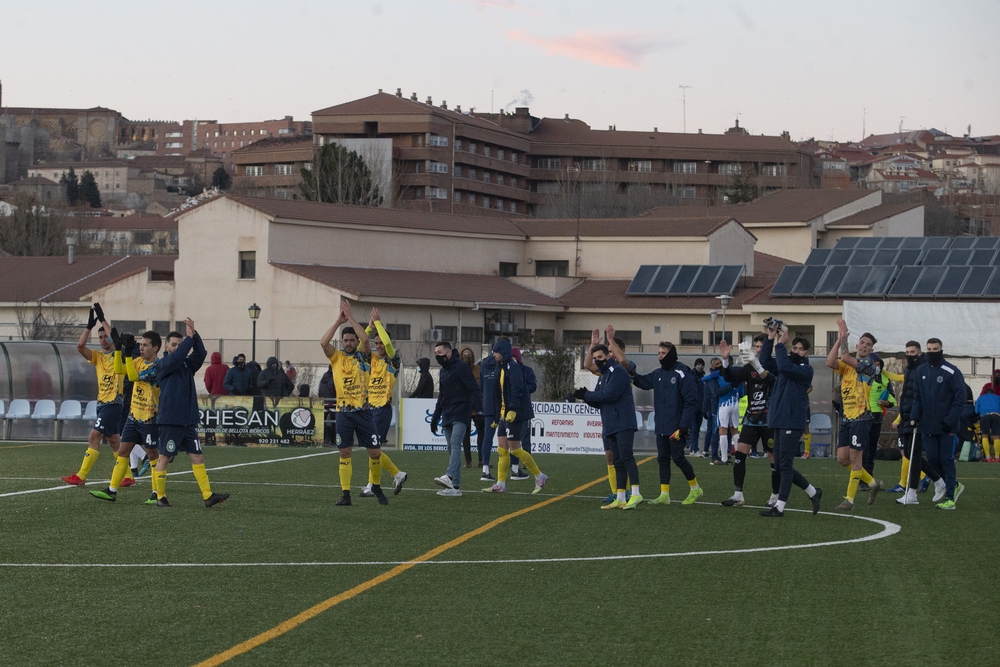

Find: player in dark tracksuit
[719,335,780,507]
[910,338,966,510]
[757,327,822,517]
[631,342,703,506]
[895,342,945,505]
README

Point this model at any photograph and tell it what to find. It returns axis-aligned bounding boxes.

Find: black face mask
[694,364,704,372]
[927,350,944,366]
[236,361,245,369]
[594,358,607,369]
[788,353,804,364]
[906,354,920,368]
[659,347,678,370]
[436,354,450,367]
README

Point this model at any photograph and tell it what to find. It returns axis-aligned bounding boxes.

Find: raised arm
[829,318,856,369]
[76,308,97,361]
[583,328,600,373]
[93,302,112,339]
[320,309,348,358]
[341,300,370,356]
[606,324,629,367]
[369,308,397,359]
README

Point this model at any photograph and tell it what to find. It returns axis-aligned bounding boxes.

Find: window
[719,163,741,175]
[165,131,182,138]
[615,331,643,348]
[275,189,295,199]
[681,187,696,198]
[261,129,268,135]
[468,169,476,180]
[467,193,476,204]
[535,260,569,277]
[495,199,504,209]
[582,159,606,171]
[537,158,561,169]
[213,141,218,148]
[428,162,448,173]
[674,161,697,174]
[165,142,183,148]
[680,331,704,346]
[628,160,652,172]
[275,164,294,175]
[240,140,244,147]
[497,150,504,160]
[429,187,448,199]
[250,129,255,135]
[484,147,491,157]
[509,201,517,213]
[133,231,153,245]
[461,326,484,343]
[537,181,560,195]
[497,175,504,186]
[562,330,595,345]
[762,164,788,176]
[455,139,463,151]
[509,177,517,188]
[384,323,410,341]
[454,166,462,178]
[239,251,256,279]
[511,152,518,162]
[499,262,518,277]
[278,128,293,135]
[709,331,734,345]
[827,330,839,352]
[469,143,477,153]
[453,190,462,203]
[482,172,490,183]
[245,166,263,176]
[482,197,490,208]
[438,326,457,342]
[214,131,220,137]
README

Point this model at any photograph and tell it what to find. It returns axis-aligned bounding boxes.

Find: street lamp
[716,294,732,343]
[710,309,718,350]
[248,303,261,361]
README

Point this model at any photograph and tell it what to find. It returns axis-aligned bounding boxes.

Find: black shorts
[121,417,158,450]
[980,413,1000,438]
[94,403,123,437]
[838,420,870,451]
[499,419,522,442]
[335,411,379,449]
[370,405,392,444]
[739,423,773,452]
[157,425,202,457]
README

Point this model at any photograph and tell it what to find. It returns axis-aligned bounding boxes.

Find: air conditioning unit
[424,329,443,342]
[501,323,517,332]
[488,322,501,332]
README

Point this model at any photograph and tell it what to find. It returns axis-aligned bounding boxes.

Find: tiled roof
[871,169,940,181]
[528,117,800,152]
[232,136,313,154]
[273,264,564,308]
[31,159,130,170]
[0,255,176,303]
[639,189,873,224]
[824,203,922,228]
[13,176,59,186]
[1,106,117,116]
[513,216,748,239]
[219,195,527,238]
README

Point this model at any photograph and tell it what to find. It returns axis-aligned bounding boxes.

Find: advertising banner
[401,398,607,454]
[197,396,324,446]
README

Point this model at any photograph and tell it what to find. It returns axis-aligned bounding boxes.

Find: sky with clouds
[3,0,998,141]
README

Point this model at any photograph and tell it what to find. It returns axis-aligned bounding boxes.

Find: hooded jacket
[203,351,229,395]
[492,339,530,421]
[583,357,636,437]
[431,348,479,428]
[410,357,435,398]
[911,354,966,436]
[155,332,207,426]
[224,357,252,395]
[512,347,536,420]
[975,387,1000,416]
[459,346,484,414]
[758,337,813,431]
[632,360,697,435]
[257,356,294,397]
[897,354,925,437]
[318,368,336,399]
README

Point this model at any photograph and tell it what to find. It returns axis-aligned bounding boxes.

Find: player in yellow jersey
[360,308,408,498]
[90,331,164,504]
[320,300,387,506]
[827,318,884,510]
[62,303,127,486]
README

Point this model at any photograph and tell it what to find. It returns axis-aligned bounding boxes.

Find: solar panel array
[627,265,745,296]
[771,236,1000,298]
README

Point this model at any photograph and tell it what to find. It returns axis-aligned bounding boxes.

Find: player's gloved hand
[749,357,764,374]
[491,421,498,429]
[504,410,517,423]
[573,387,588,401]
[893,414,901,427]
[110,327,122,351]
[86,308,97,330]
[430,422,438,435]
[93,302,105,322]
[122,334,136,356]
[678,427,690,441]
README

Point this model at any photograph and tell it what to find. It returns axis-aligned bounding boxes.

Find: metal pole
[252,320,257,362]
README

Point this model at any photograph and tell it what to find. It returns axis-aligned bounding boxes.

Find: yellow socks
[688,478,699,490]
[860,469,874,485]
[846,469,873,502]
[510,448,540,476]
[77,447,100,480]
[153,468,166,499]
[607,465,616,494]
[123,463,134,481]
[191,463,212,501]
[380,452,399,477]
[369,455,383,486]
[900,457,910,487]
[803,433,811,455]
[661,484,670,494]
[498,448,510,483]
[109,455,129,492]
[339,457,353,491]
[992,438,1000,458]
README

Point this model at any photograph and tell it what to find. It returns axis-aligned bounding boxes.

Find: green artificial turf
[0,443,996,666]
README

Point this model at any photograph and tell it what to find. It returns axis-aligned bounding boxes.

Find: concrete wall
[875,206,924,237]
[815,190,881,227]
[817,227,874,249]
[707,221,756,275]
[748,225,814,263]
[525,237,711,279]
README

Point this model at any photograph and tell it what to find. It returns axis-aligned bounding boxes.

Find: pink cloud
[506,29,669,70]
[455,0,541,15]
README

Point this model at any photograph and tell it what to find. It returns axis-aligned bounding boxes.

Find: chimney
[455,105,462,113]
[564,113,570,121]
[441,100,448,109]
[66,234,77,265]
[410,92,418,101]
[378,88,382,93]
[654,127,658,132]
[426,96,433,105]
[609,125,613,131]
[698,128,703,134]
[396,88,402,97]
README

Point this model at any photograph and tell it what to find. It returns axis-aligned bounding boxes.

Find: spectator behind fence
[204,352,230,396]
[319,368,336,399]
[410,357,434,398]
[247,360,262,396]
[258,356,294,397]
[285,361,297,385]
[223,354,252,395]
[298,384,310,398]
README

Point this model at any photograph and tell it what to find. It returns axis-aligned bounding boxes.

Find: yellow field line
[193,456,655,667]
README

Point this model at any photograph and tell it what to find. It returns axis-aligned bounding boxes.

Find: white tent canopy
[843,301,1000,357]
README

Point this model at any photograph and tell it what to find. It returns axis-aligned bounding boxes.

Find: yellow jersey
[835,358,876,422]
[129,358,160,423]
[328,349,370,412]
[367,351,401,409]
[90,350,123,404]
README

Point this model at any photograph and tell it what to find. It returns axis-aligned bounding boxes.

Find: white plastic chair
[635,411,643,430]
[0,399,5,418]
[57,400,83,420]
[645,412,656,432]
[390,404,398,427]
[31,400,57,419]
[83,401,98,420]
[6,399,30,419]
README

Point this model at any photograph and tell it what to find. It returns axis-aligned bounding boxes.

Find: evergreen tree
[78,171,102,208]
[60,168,80,206]
[211,166,232,191]
[300,144,382,206]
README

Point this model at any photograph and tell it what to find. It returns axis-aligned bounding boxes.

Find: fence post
[275,339,280,361]
[219,339,224,359]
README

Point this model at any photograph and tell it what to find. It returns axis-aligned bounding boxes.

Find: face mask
[788,353,804,364]
[436,354,449,367]
[906,355,919,368]
[594,358,607,369]
[927,350,944,365]
[659,347,678,370]
[695,364,704,372]
[237,361,245,369]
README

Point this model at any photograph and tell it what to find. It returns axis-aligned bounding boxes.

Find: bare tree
[0,196,66,256]
[16,302,81,341]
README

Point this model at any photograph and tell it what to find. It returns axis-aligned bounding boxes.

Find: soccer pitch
[0,443,995,667]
